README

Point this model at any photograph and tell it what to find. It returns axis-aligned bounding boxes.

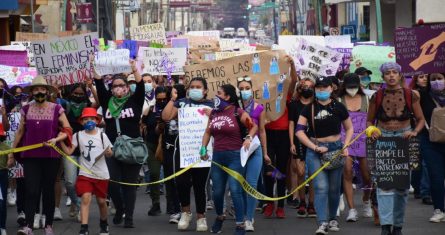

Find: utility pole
[30,0,35,32]
[272,0,278,43]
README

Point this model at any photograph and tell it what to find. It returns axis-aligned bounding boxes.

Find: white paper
[240,136,260,167]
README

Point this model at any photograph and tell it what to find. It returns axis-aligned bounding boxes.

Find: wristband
[199,146,207,156]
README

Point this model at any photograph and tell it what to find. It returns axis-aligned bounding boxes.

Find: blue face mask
[130,84,136,93]
[144,83,153,93]
[315,91,331,101]
[361,76,371,87]
[189,89,204,101]
[83,120,96,131]
[240,90,252,100]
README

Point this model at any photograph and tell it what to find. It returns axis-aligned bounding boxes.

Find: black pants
[106,157,142,220]
[16,177,26,214]
[0,170,8,229]
[163,135,181,214]
[23,158,60,227]
[265,129,290,208]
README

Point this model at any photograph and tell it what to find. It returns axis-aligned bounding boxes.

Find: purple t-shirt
[209,106,244,152]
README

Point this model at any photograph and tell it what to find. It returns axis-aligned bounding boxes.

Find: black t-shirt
[96,79,144,143]
[300,100,349,138]
[142,108,159,144]
[419,89,438,130]
[289,99,313,139]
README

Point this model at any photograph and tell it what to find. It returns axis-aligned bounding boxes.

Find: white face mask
[346,88,359,97]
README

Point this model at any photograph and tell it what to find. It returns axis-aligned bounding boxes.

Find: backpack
[374,88,415,126]
[426,98,445,143]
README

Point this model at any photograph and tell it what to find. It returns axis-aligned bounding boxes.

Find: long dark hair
[220,84,240,108]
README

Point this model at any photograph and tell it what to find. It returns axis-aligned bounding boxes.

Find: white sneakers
[1,228,6,235]
[7,189,16,206]
[66,197,72,206]
[53,207,63,221]
[245,220,254,232]
[315,222,329,235]
[196,218,208,232]
[328,220,340,232]
[169,213,181,224]
[362,201,373,218]
[346,209,358,222]
[430,209,445,223]
[33,214,41,229]
[177,212,192,230]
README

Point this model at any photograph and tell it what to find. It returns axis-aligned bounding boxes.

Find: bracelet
[199,146,207,156]
[244,135,252,140]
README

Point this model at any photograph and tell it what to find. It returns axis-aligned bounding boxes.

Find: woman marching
[367,62,425,235]
[296,76,353,235]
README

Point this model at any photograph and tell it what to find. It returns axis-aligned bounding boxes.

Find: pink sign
[0,50,28,67]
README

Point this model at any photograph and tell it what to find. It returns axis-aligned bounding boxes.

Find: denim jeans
[306,140,344,224]
[211,150,245,224]
[377,127,410,226]
[420,132,445,211]
[243,148,263,221]
[63,155,80,207]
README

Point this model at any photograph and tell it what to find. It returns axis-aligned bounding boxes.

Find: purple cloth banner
[341,111,367,157]
[395,23,445,76]
[0,50,28,67]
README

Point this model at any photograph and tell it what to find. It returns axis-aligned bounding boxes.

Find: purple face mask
[213,96,231,112]
[431,80,445,91]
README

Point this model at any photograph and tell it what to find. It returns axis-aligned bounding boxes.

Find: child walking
[61,108,113,235]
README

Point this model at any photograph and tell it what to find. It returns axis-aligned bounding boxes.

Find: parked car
[237,28,247,38]
[222,27,235,38]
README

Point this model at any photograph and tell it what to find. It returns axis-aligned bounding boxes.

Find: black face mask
[300,88,314,99]
[33,93,46,103]
[71,95,85,103]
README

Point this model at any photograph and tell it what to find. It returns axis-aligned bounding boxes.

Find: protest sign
[166,31,181,44]
[184,50,290,121]
[0,48,28,67]
[181,35,219,51]
[178,107,213,168]
[297,39,343,80]
[395,23,445,76]
[171,38,189,49]
[278,35,325,70]
[138,47,187,75]
[129,23,167,45]
[341,112,367,157]
[324,35,353,49]
[215,51,254,60]
[334,48,352,71]
[31,32,98,86]
[219,38,250,51]
[366,137,419,189]
[204,53,216,61]
[95,49,131,76]
[187,30,220,40]
[11,41,35,66]
[0,65,37,86]
[15,32,51,41]
[349,45,395,83]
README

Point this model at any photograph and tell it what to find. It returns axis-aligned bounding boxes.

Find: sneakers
[329,220,340,232]
[54,207,63,221]
[33,214,41,229]
[429,209,445,223]
[44,225,54,235]
[263,203,274,218]
[338,194,345,212]
[297,202,308,218]
[66,197,72,206]
[99,221,109,235]
[69,204,78,218]
[1,228,6,235]
[206,200,214,210]
[112,210,124,225]
[7,189,16,206]
[17,212,26,226]
[392,226,403,235]
[169,213,181,224]
[17,227,34,235]
[275,207,285,218]
[422,197,433,205]
[210,217,224,233]
[79,229,89,235]
[307,205,317,218]
[147,203,161,216]
[124,217,134,228]
[315,222,329,235]
[177,212,192,230]
[287,197,299,208]
[196,218,208,232]
[346,208,358,222]
[245,220,254,232]
[362,201,373,218]
[40,215,46,229]
[234,225,245,235]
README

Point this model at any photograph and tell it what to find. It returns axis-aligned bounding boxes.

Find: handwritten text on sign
[341,112,367,157]
[138,47,187,75]
[11,41,35,66]
[178,107,212,168]
[129,23,167,45]
[0,65,37,86]
[32,32,98,86]
[95,49,131,76]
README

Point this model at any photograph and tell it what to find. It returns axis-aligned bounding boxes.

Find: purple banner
[334,48,352,71]
[395,23,445,76]
[0,50,28,67]
[341,111,367,157]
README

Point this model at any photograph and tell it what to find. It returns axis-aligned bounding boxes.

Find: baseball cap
[343,73,361,88]
[315,76,333,87]
[354,67,372,75]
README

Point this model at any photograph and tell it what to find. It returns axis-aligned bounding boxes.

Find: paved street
[5,189,445,235]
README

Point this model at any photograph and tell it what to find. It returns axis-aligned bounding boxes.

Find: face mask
[144,83,153,93]
[83,120,96,131]
[361,76,371,87]
[156,100,167,110]
[240,90,252,100]
[112,86,129,97]
[33,92,46,103]
[300,88,314,99]
[71,95,84,103]
[129,84,136,93]
[346,88,359,97]
[213,95,231,111]
[189,89,204,101]
[315,91,331,101]
[431,80,445,91]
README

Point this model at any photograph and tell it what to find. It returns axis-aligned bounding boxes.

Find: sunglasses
[237,77,252,82]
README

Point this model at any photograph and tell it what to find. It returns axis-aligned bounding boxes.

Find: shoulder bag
[113,118,148,165]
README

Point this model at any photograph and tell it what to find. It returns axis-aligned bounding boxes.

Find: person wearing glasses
[93,61,144,228]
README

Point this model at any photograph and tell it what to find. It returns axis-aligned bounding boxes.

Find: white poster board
[129,23,167,44]
[138,47,187,75]
[416,0,445,23]
[95,49,131,76]
[278,35,325,70]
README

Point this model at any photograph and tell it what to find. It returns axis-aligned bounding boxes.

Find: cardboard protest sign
[187,30,220,40]
[366,137,420,189]
[0,65,37,86]
[95,49,131,76]
[395,24,445,76]
[297,39,343,80]
[15,32,51,41]
[0,47,28,67]
[219,38,250,51]
[178,107,213,168]
[349,45,396,83]
[215,51,256,61]
[181,35,219,51]
[184,50,291,121]
[11,41,35,66]
[341,112,367,157]
[129,23,167,45]
[138,47,187,75]
[31,32,98,86]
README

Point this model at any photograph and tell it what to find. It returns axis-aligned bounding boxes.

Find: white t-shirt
[73,129,113,179]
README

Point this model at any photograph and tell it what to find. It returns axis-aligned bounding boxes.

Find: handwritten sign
[184,50,290,121]
[187,30,220,40]
[138,47,187,75]
[15,32,51,41]
[0,65,37,86]
[367,137,420,189]
[178,107,213,168]
[324,35,353,49]
[215,51,254,60]
[171,38,189,49]
[31,32,98,86]
[129,23,167,45]
[219,38,250,51]
[349,45,395,83]
[0,48,28,67]
[341,112,367,157]
[395,23,445,76]
[334,48,352,71]
[11,41,35,66]
[95,49,131,76]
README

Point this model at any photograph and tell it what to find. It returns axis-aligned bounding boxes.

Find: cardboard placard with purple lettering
[0,65,37,86]
[31,32,98,86]
[0,49,28,67]
[395,24,445,76]
[183,50,290,121]
[129,23,167,45]
[138,47,187,75]
[341,112,367,157]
